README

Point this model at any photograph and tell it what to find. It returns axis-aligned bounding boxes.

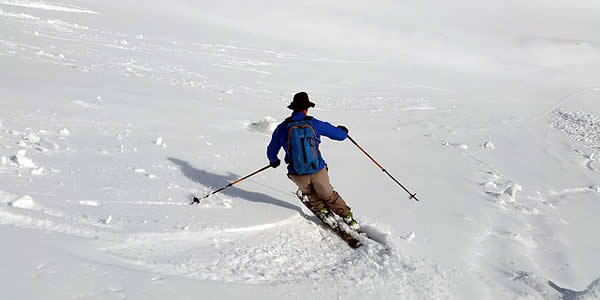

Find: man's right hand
[270,159,281,168]
[337,125,349,134]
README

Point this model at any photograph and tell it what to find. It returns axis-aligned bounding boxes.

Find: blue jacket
[267,112,347,174]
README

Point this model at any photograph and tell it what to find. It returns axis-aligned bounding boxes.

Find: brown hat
[287,92,316,111]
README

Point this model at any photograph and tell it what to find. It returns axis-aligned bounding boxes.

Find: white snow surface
[1,0,600,299]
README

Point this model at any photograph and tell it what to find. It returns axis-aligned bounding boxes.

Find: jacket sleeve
[266,125,282,162]
[313,119,347,141]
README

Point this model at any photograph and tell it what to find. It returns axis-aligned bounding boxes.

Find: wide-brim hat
[287,92,316,110]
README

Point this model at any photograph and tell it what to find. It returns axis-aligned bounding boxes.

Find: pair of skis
[192,190,383,249]
[294,190,362,248]
[294,190,386,249]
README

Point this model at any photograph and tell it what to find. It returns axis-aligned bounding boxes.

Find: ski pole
[192,164,271,205]
[347,135,420,202]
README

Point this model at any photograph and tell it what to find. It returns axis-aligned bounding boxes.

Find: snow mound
[22,131,41,143]
[247,116,278,134]
[30,167,44,175]
[11,150,36,168]
[486,182,523,205]
[502,183,523,203]
[482,141,495,149]
[103,215,112,225]
[8,195,35,209]
[59,127,70,136]
[154,136,167,148]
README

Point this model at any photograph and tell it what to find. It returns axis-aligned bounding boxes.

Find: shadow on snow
[167,157,303,214]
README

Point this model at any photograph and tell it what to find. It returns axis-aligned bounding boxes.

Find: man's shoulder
[308,116,327,127]
[274,119,289,133]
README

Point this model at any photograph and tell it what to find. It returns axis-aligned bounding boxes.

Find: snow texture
[553,110,600,150]
[11,150,36,168]
[8,195,34,209]
[1,0,599,299]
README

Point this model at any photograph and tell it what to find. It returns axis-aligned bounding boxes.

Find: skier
[267,92,359,230]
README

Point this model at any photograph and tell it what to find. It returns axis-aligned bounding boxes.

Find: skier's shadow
[167,157,303,214]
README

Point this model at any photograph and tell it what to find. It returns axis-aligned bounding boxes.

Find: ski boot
[318,207,338,228]
[296,189,310,203]
[343,212,360,231]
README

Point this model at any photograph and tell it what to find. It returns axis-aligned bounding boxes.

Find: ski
[303,201,362,248]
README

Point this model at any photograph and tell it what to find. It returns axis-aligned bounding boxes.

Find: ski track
[1,187,455,299]
[0,0,99,14]
[103,214,454,298]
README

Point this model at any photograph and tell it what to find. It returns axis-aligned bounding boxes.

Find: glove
[270,159,281,168]
[337,125,349,134]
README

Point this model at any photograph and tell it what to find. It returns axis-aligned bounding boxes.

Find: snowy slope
[1,0,600,299]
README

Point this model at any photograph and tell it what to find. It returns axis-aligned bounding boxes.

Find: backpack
[286,116,321,175]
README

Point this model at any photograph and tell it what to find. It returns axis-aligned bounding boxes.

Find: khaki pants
[288,168,351,217]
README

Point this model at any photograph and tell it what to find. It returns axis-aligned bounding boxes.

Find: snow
[103,215,112,225]
[22,131,40,143]
[10,150,36,168]
[8,195,35,209]
[59,128,70,137]
[0,0,98,14]
[30,166,44,175]
[247,116,278,135]
[154,136,166,148]
[483,141,495,149]
[1,0,600,299]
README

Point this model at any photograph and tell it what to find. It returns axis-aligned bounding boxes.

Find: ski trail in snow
[106,200,190,206]
[101,214,454,298]
[0,0,99,14]
[533,87,600,121]
[0,208,100,238]
[222,216,299,233]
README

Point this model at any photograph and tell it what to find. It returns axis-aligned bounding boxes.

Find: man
[267,92,359,230]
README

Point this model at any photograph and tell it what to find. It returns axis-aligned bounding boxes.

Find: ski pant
[288,167,351,217]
